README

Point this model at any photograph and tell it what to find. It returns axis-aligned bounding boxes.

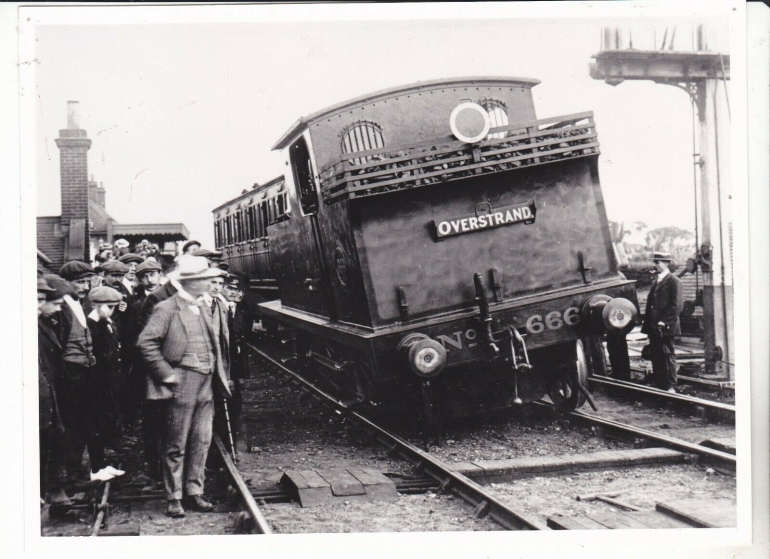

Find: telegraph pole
[590,25,733,379]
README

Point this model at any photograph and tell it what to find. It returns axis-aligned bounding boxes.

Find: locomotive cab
[260,77,638,430]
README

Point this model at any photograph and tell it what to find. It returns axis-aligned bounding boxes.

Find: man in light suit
[137,256,232,518]
[641,252,684,392]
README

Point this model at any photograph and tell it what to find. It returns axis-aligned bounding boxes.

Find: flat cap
[101,260,131,274]
[88,286,124,304]
[59,260,95,281]
[224,272,248,290]
[44,274,78,300]
[182,239,201,253]
[193,248,223,259]
[118,253,144,264]
[135,260,163,276]
[37,277,55,293]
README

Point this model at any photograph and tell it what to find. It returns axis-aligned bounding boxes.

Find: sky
[34,14,730,250]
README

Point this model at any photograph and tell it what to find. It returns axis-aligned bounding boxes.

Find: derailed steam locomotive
[213,77,638,432]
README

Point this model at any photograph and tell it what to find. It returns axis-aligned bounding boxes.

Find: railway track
[538,402,736,473]
[588,374,735,419]
[248,342,547,530]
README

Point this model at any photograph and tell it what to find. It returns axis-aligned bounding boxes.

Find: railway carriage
[213,175,288,311]
[215,77,638,433]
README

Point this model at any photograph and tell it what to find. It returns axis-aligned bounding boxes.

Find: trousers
[144,399,167,482]
[39,427,67,498]
[163,369,213,500]
[57,363,106,474]
[650,333,678,390]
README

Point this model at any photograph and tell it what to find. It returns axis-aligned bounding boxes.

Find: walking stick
[222,398,237,463]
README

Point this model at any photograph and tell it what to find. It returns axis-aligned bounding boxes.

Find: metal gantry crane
[590,25,733,379]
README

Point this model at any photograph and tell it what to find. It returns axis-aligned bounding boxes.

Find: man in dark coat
[38,277,71,507]
[220,272,251,453]
[136,263,179,485]
[57,261,98,479]
[641,252,684,392]
[137,256,232,518]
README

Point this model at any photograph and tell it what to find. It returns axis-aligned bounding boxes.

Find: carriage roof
[211,175,284,214]
[271,76,541,151]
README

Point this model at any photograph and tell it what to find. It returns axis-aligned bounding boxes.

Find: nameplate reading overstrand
[433,200,537,240]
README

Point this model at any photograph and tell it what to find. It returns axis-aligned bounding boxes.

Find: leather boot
[166,499,186,518]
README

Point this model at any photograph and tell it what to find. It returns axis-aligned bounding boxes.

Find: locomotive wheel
[548,339,588,413]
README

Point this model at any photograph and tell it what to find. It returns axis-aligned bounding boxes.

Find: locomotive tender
[214,77,638,430]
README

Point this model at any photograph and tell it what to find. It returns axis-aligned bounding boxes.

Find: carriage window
[247,206,256,239]
[259,202,268,237]
[290,137,318,215]
[480,99,509,139]
[341,120,385,165]
[275,191,290,222]
[214,220,220,249]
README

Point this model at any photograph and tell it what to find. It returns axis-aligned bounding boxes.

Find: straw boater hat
[88,286,124,305]
[114,239,130,250]
[168,255,224,282]
[652,251,673,262]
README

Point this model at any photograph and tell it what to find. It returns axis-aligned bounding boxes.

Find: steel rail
[533,401,736,472]
[213,433,273,534]
[249,343,547,531]
[90,463,123,537]
[588,374,735,414]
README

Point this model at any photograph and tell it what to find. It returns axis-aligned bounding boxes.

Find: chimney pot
[67,101,80,130]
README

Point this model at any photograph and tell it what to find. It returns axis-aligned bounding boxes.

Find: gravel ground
[42,344,736,536]
[483,463,736,526]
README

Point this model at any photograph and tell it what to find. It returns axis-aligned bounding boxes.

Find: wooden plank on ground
[317,468,366,497]
[280,470,333,507]
[585,510,652,529]
[547,514,609,530]
[656,498,736,528]
[621,510,693,529]
[347,468,398,501]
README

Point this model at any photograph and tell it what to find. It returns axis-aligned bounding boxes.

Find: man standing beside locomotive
[641,252,684,393]
[137,256,232,518]
[220,272,251,453]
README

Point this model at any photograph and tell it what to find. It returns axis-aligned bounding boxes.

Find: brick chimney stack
[55,101,92,262]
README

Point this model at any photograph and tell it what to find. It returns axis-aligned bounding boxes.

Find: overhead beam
[590,51,730,85]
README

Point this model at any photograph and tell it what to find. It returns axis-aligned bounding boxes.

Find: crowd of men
[38,239,253,518]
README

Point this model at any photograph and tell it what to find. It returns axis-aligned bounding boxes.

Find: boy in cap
[641,252,684,392]
[100,260,135,418]
[137,256,232,517]
[86,286,127,481]
[38,277,71,508]
[57,261,99,479]
[118,253,144,295]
